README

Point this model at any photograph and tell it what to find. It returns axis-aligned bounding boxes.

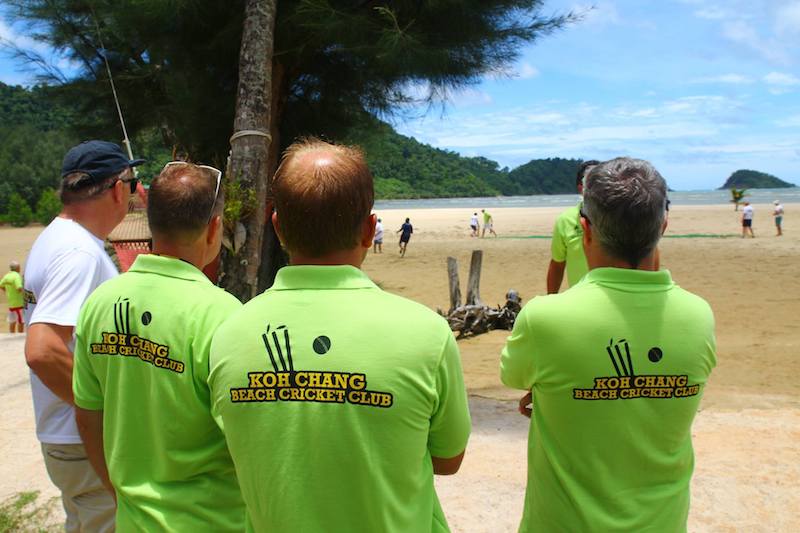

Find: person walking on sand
[207,139,470,532]
[373,217,384,253]
[72,162,245,531]
[481,209,497,237]
[546,160,599,294]
[470,212,479,237]
[24,140,144,532]
[773,200,784,236]
[501,157,715,533]
[742,201,755,238]
[398,217,413,257]
[1,260,24,333]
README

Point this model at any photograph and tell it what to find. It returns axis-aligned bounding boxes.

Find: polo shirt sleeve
[428,332,471,459]
[73,302,104,411]
[550,216,567,262]
[29,249,109,327]
[500,304,537,391]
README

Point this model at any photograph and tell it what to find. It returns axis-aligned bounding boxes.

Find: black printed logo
[114,298,131,334]
[572,338,699,401]
[229,324,393,408]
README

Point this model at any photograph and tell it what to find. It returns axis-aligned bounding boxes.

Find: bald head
[272,138,374,258]
[147,162,223,245]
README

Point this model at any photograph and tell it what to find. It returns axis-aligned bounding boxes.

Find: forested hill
[345,117,582,198]
[0,82,583,215]
[719,169,796,189]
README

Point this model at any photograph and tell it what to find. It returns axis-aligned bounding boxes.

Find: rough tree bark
[221,0,277,302]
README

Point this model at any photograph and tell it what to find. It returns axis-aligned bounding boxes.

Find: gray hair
[9,260,20,271]
[59,167,131,205]
[583,157,668,267]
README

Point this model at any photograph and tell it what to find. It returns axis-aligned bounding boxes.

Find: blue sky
[2,0,799,190]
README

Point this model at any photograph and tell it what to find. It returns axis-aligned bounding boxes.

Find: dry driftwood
[441,251,522,338]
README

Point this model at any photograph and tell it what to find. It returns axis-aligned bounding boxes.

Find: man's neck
[588,251,659,272]
[151,242,206,270]
[289,249,365,269]
[59,203,115,241]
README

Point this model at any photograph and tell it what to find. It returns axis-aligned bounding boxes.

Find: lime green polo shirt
[73,254,245,532]
[0,271,23,308]
[551,204,589,287]
[501,268,716,533]
[208,265,471,533]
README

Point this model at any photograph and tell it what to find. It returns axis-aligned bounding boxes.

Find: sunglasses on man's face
[162,161,223,223]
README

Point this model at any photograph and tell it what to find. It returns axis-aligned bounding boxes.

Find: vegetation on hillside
[720,169,796,189]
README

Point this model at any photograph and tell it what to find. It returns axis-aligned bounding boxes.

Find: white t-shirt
[470,215,479,227]
[743,205,754,220]
[374,221,384,242]
[24,217,118,444]
[774,204,784,216]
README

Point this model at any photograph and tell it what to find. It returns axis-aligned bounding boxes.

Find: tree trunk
[220,0,277,302]
[465,250,483,306]
[447,257,462,313]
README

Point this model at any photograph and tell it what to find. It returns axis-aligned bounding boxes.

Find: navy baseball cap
[61,140,146,183]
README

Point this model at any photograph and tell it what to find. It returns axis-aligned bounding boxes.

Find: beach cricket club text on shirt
[229,324,394,408]
[573,338,700,401]
[89,297,185,373]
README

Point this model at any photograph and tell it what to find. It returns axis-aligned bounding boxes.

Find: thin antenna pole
[91,11,137,173]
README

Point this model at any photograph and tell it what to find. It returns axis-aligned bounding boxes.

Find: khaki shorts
[41,443,116,533]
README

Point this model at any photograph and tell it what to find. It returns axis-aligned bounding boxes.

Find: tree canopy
[4,0,574,166]
[719,169,796,190]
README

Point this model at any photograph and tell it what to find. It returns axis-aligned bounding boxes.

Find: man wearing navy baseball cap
[23,140,144,532]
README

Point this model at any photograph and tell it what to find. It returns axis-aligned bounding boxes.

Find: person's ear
[580,216,592,247]
[206,214,222,245]
[271,211,285,247]
[111,179,126,205]
[360,214,377,248]
[661,217,668,236]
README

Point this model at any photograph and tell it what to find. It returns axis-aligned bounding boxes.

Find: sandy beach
[1,202,798,531]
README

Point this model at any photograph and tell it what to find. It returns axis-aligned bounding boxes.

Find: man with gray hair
[23,140,143,532]
[1,260,24,333]
[501,157,716,532]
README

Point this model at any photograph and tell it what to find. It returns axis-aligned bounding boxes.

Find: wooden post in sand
[447,257,462,312]
[466,250,483,306]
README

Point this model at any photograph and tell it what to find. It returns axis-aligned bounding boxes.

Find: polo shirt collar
[582,267,674,292]
[128,254,211,283]
[271,265,378,291]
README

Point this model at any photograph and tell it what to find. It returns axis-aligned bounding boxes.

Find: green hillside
[0,82,586,215]
[719,169,796,189]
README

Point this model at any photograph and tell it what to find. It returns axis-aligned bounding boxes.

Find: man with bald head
[72,162,245,531]
[209,138,471,532]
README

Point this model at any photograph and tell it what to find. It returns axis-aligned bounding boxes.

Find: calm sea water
[374,187,800,211]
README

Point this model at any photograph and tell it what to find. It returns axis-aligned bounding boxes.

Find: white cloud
[775,2,800,37]
[691,73,754,84]
[516,62,539,79]
[764,71,800,94]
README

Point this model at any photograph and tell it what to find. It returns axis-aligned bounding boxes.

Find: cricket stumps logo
[230,324,394,408]
[89,297,184,373]
[573,338,700,401]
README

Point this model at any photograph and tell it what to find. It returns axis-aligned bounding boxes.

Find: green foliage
[720,169,796,189]
[507,158,583,194]
[0,491,58,532]
[6,193,34,227]
[35,188,62,225]
[222,178,257,231]
[4,0,574,166]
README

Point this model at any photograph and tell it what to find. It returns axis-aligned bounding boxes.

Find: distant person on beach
[398,217,413,256]
[72,162,245,531]
[373,217,384,253]
[470,212,480,237]
[23,140,144,532]
[1,260,24,333]
[501,157,716,533]
[773,201,784,236]
[207,139,471,532]
[546,159,599,293]
[481,209,497,237]
[742,201,755,238]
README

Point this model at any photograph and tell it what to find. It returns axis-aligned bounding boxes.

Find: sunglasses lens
[130,179,138,194]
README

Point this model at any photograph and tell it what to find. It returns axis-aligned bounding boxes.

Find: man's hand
[546,260,566,294]
[75,407,115,500]
[25,323,75,404]
[518,391,533,418]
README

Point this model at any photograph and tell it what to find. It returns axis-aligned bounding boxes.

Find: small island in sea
[719,169,796,189]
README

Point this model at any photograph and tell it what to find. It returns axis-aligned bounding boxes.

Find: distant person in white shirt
[773,201,784,236]
[24,140,144,532]
[373,217,384,253]
[741,201,755,238]
[470,212,479,237]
